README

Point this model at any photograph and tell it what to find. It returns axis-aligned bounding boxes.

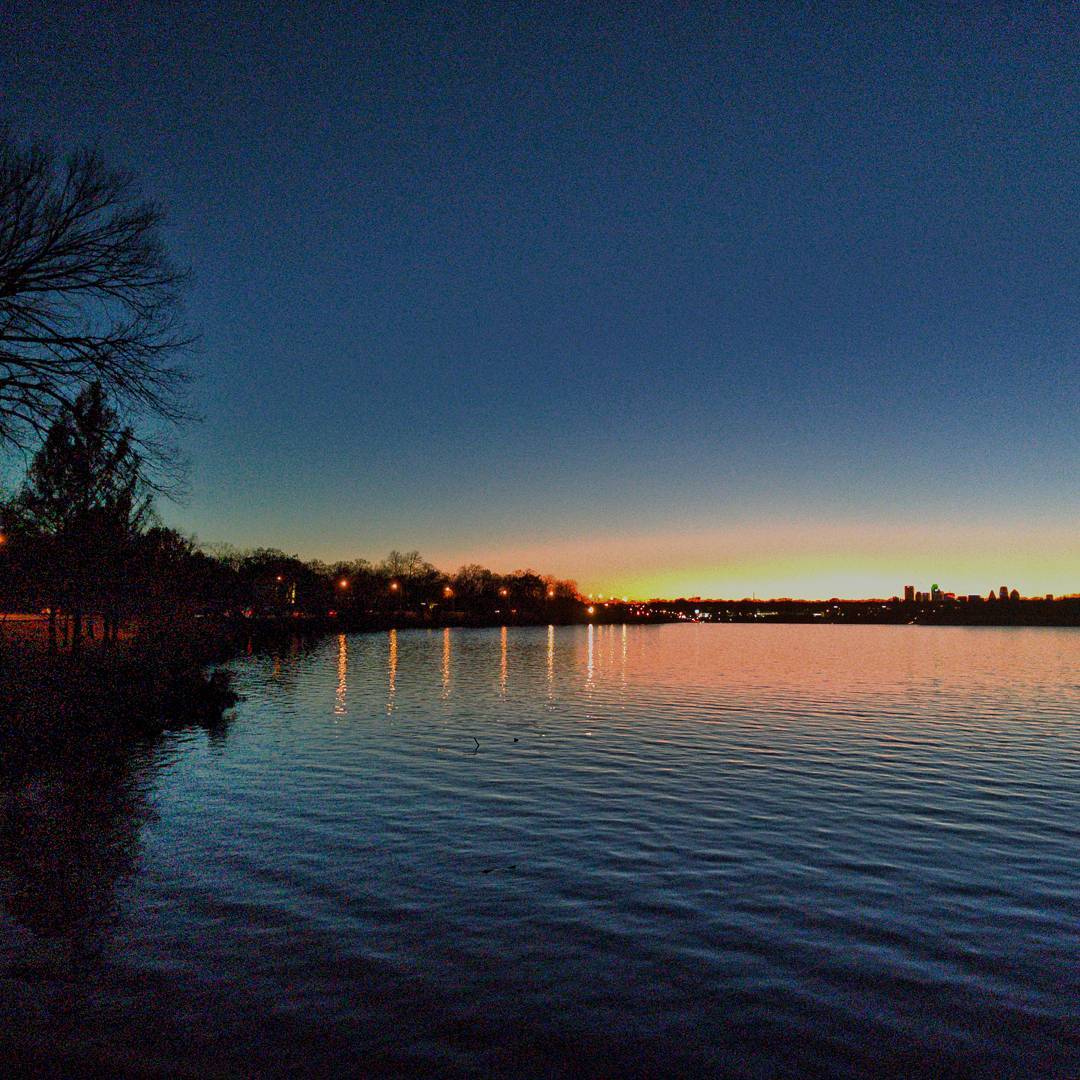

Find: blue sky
[3,2,1077,595]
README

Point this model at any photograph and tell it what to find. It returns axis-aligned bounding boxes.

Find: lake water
[1,624,1078,1076]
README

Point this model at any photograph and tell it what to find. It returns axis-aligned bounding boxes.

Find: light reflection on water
[334,633,348,716]
[386,627,397,715]
[1,624,1078,1077]
[441,627,451,700]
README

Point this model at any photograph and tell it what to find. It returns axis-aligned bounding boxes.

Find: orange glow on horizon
[243,516,1079,602]
[419,518,1080,601]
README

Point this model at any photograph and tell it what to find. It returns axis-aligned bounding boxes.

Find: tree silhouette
[16,382,150,652]
[0,137,190,471]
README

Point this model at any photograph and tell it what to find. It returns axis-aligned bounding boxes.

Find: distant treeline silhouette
[0,383,582,651]
[205,547,583,624]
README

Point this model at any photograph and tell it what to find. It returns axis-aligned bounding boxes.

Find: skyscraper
[904,585,915,602]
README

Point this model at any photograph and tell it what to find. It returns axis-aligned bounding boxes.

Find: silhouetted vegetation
[202,546,583,627]
[0,134,219,736]
[0,135,190,462]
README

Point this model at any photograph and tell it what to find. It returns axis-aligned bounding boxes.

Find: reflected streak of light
[334,633,348,715]
[387,629,397,714]
[442,627,451,699]
[547,624,555,699]
[621,623,628,688]
[500,625,508,697]
[586,623,595,691]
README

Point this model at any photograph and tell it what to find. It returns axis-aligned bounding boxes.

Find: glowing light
[443,586,454,597]
[547,589,555,598]
[339,578,349,589]
[275,574,283,582]
[587,605,595,615]
[390,581,399,591]
[499,587,508,597]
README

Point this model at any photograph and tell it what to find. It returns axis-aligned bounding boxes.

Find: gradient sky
[3,2,1077,597]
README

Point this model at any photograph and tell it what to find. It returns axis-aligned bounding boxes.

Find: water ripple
[1,624,1077,1076]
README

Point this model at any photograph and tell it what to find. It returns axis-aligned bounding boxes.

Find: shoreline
[229,597,1080,637]
[2,602,1075,751]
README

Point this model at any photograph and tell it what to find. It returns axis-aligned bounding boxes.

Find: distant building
[1046,593,1054,601]
[931,584,943,602]
[987,590,997,601]
[1009,589,1020,601]
[967,594,983,603]
[999,585,1009,601]
[904,585,915,602]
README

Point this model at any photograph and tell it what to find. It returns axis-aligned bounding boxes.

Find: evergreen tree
[17,382,150,652]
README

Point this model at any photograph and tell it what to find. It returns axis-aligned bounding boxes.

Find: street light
[444,586,454,598]
[339,579,349,589]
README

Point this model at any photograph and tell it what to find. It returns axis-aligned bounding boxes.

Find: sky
[2,2,1077,598]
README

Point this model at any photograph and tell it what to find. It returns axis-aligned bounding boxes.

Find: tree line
[0,135,581,652]
[0,396,581,646]
[204,546,581,623]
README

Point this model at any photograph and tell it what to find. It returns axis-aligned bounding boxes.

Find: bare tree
[381,549,430,580]
[0,136,192,464]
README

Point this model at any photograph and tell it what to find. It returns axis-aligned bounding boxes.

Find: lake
[1,624,1077,1076]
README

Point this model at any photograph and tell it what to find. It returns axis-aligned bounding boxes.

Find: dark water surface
[1,625,1077,1076]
